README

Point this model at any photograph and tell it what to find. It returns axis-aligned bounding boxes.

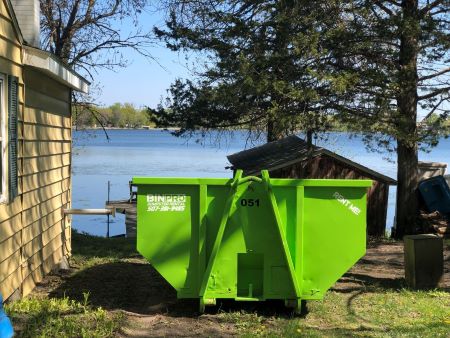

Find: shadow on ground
[48,260,294,317]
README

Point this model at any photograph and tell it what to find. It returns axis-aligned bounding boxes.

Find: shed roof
[227,135,397,184]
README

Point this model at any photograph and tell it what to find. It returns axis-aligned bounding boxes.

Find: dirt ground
[32,241,450,337]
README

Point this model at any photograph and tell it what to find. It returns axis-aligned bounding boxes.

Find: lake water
[72,129,450,236]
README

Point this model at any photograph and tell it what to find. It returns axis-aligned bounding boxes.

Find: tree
[152,0,350,142]
[40,0,154,78]
[329,0,450,238]
[154,0,449,238]
[73,102,150,128]
[40,0,155,132]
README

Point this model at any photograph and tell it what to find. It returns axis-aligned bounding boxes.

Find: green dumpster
[132,170,372,313]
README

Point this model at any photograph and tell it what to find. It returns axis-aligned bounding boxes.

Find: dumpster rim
[132,176,372,187]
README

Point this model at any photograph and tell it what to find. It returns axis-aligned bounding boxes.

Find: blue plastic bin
[418,176,450,216]
[0,294,13,338]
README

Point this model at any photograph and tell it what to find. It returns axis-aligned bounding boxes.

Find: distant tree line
[73,103,153,129]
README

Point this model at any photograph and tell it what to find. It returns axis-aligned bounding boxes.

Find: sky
[94,45,191,109]
[93,8,194,109]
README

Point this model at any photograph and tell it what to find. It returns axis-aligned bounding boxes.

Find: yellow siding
[0,213,21,243]
[21,153,70,176]
[23,108,71,127]
[21,166,70,194]
[22,192,69,227]
[0,1,73,300]
[22,243,64,296]
[0,269,21,300]
[0,250,20,282]
[22,140,71,158]
[24,124,71,141]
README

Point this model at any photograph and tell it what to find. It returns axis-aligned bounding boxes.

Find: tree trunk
[395,140,418,238]
[393,0,419,239]
[267,117,284,142]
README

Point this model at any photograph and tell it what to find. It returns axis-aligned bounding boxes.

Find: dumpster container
[133,170,372,313]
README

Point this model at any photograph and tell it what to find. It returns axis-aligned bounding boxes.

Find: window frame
[0,73,7,203]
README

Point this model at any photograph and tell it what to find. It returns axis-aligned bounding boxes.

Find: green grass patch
[221,289,450,337]
[5,293,125,338]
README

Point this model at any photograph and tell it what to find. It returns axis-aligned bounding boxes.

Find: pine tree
[153,0,350,142]
[329,0,450,238]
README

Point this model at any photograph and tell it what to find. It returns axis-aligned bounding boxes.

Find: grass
[224,289,450,337]
[3,232,450,337]
[5,292,124,338]
[4,231,135,338]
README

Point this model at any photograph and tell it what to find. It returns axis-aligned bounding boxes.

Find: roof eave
[23,46,90,93]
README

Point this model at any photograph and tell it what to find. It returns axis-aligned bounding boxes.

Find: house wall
[0,0,71,300]
[20,67,71,297]
[270,155,389,237]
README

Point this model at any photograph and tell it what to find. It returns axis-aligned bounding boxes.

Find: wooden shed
[0,0,89,301]
[227,135,397,237]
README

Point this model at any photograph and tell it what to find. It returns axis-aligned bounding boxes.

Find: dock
[106,199,137,237]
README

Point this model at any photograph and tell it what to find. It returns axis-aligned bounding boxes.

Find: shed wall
[0,1,71,300]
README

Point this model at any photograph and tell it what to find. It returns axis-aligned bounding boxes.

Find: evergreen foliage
[153,0,450,238]
[152,0,353,141]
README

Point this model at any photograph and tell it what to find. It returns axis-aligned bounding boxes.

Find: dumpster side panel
[136,184,200,296]
[272,186,300,269]
[301,187,367,299]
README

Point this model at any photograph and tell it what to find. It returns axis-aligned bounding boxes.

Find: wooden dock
[106,199,137,237]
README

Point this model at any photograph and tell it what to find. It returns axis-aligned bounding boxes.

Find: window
[0,73,19,203]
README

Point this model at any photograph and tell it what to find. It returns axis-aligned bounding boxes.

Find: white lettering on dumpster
[147,194,186,212]
[333,192,361,216]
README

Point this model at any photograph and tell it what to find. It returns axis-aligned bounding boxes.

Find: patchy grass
[70,230,138,269]
[225,289,450,337]
[4,232,133,338]
[4,232,450,337]
[5,293,125,338]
